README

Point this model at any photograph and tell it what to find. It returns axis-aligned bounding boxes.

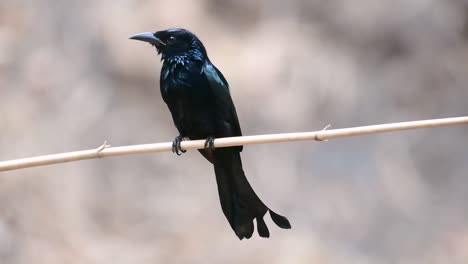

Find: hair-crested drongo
[130,28,291,239]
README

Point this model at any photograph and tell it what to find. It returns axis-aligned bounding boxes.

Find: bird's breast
[160,60,219,137]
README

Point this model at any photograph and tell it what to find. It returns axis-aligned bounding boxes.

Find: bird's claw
[204,136,216,152]
[172,136,186,156]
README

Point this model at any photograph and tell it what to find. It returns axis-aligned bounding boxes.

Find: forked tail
[213,148,291,239]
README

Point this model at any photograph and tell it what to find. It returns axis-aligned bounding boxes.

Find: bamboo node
[315,124,331,141]
[96,141,111,157]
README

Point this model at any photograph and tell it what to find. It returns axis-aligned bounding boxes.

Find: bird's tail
[213,148,291,239]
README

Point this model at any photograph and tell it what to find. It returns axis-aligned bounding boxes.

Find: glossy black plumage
[130,28,291,239]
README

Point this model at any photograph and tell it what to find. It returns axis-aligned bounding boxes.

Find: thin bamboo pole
[0,116,467,172]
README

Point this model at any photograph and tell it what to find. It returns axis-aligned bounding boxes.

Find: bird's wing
[202,62,243,139]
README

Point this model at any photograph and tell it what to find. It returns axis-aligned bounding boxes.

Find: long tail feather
[212,148,291,239]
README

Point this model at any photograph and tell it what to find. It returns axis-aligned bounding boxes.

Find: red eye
[167,36,176,44]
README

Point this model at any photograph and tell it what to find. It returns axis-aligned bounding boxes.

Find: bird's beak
[129,32,166,46]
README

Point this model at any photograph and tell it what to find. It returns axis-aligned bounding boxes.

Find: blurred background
[1,0,468,263]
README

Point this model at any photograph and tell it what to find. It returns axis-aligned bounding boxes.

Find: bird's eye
[167,36,176,45]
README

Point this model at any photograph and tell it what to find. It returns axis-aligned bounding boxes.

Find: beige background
[1,0,468,263]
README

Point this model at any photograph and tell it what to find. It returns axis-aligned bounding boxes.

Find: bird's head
[129,28,207,61]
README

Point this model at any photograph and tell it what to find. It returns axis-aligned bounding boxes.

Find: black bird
[130,28,291,239]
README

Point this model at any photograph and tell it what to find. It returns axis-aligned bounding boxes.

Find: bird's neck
[161,51,207,82]
[162,49,205,66]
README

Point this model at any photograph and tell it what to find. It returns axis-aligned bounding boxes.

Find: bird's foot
[204,136,216,152]
[172,135,187,156]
